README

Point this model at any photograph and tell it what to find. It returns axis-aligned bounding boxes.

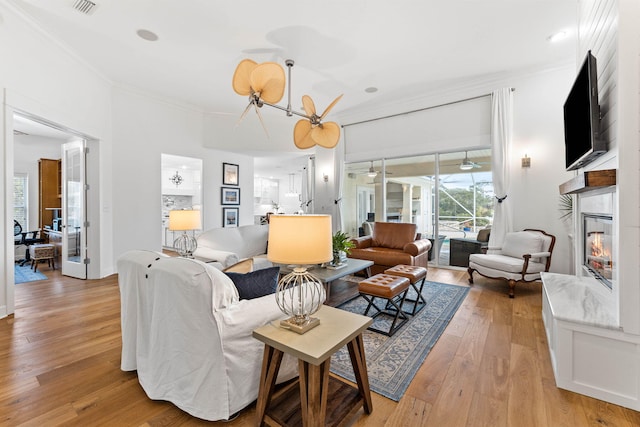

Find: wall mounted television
[563,50,607,171]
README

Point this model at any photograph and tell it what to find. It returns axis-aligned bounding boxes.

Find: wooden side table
[253,305,373,427]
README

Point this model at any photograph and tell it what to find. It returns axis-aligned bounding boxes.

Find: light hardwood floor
[2,265,640,426]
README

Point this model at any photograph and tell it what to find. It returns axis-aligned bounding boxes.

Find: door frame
[4,106,100,315]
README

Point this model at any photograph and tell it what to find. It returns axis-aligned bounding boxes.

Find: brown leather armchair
[348,222,432,275]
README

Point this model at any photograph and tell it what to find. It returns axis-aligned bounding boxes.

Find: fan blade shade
[293,120,315,149]
[254,103,270,138]
[250,62,285,103]
[320,94,343,119]
[301,95,316,117]
[235,101,254,127]
[232,59,257,96]
[311,122,340,148]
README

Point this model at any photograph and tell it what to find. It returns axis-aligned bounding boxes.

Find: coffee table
[277,258,373,300]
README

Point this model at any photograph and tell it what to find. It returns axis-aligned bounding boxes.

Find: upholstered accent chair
[467,228,556,298]
[348,222,432,275]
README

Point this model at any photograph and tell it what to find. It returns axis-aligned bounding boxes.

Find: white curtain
[487,88,514,250]
[333,145,345,232]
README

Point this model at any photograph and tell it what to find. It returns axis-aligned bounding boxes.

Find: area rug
[14,264,47,284]
[330,280,469,401]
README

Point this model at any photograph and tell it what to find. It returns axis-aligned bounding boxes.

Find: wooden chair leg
[467,268,475,284]
[508,280,516,298]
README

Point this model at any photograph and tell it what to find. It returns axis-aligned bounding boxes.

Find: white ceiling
[7,0,577,114]
[7,0,578,178]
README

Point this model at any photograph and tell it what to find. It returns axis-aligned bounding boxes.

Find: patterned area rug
[330,280,469,401]
[14,264,47,284]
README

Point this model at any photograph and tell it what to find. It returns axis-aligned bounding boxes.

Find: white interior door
[61,140,87,279]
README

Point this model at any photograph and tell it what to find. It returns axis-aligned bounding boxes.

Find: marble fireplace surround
[541,178,640,411]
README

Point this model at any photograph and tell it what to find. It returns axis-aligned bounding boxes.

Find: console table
[253,305,373,427]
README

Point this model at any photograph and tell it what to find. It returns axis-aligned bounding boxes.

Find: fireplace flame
[589,232,611,270]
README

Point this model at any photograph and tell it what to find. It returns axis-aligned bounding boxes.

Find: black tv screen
[563,51,606,170]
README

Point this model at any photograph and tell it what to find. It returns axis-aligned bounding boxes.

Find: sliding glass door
[343,149,493,268]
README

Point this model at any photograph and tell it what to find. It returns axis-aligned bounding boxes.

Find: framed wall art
[223,162,239,186]
[223,207,238,228]
[221,187,240,205]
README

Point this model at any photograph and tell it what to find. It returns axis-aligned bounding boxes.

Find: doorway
[161,154,203,249]
[12,113,92,280]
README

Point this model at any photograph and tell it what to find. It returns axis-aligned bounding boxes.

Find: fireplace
[583,214,614,288]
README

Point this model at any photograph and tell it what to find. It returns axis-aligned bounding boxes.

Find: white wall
[0,2,112,316]
[508,66,577,274]
[111,88,255,259]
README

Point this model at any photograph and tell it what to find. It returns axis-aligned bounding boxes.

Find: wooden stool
[29,244,55,273]
[384,265,428,315]
[358,274,410,336]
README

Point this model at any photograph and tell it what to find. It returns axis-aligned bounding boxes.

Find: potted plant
[331,231,355,266]
[558,194,573,223]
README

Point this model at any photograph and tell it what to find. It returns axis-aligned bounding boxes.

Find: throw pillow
[223,258,253,274]
[226,266,280,300]
[501,231,543,258]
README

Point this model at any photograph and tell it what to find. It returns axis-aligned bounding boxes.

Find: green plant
[558,194,573,222]
[332,230,355,255]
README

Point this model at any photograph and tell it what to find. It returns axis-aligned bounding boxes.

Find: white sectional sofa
[193,224,271,270]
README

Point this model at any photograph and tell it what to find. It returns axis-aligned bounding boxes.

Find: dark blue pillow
[225,266,280,300]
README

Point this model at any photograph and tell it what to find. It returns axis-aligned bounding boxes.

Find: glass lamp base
[280,316,320,334]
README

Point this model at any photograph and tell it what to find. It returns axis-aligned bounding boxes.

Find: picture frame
[223,207,238,228]
[221,187,240,205]
[223,162,239,186]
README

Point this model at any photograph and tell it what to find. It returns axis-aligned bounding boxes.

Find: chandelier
[169,171,183,187]
[232,59,343,149]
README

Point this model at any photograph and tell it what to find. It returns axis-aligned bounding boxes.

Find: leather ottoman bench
[384,265,427,315]
[358,273,410,336]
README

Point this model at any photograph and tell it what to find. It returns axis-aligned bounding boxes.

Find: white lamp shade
[267,215,332,265]
[169,210,201,231]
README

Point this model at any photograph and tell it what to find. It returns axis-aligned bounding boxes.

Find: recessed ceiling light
[548,31,568,43]
[136,29,158,42]
[365,87,378,93]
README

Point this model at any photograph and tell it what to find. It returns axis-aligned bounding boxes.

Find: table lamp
[267,214,332,334]
[169,209,201,258]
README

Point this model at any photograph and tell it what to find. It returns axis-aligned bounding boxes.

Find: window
[343,149,493,267]
[14,173,28,229]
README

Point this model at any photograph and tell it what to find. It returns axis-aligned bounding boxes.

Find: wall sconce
[521,154,531,168]
[323,173,329,183]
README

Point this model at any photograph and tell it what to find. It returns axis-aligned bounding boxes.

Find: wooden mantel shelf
[559,169,616,195]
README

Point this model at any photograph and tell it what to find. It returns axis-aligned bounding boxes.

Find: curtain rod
[342,88,514,128]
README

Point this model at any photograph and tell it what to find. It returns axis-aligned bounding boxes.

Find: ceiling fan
[232,58,343,149]
[352,161,392,178]
[458,151,482,170]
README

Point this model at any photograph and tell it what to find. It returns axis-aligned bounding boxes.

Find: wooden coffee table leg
[255,345,284,425]
[347,333,373,414]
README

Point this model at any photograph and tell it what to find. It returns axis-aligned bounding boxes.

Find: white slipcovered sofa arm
[192,247,238,267]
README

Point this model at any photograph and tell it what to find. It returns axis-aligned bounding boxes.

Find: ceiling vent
[73,0,96,15]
